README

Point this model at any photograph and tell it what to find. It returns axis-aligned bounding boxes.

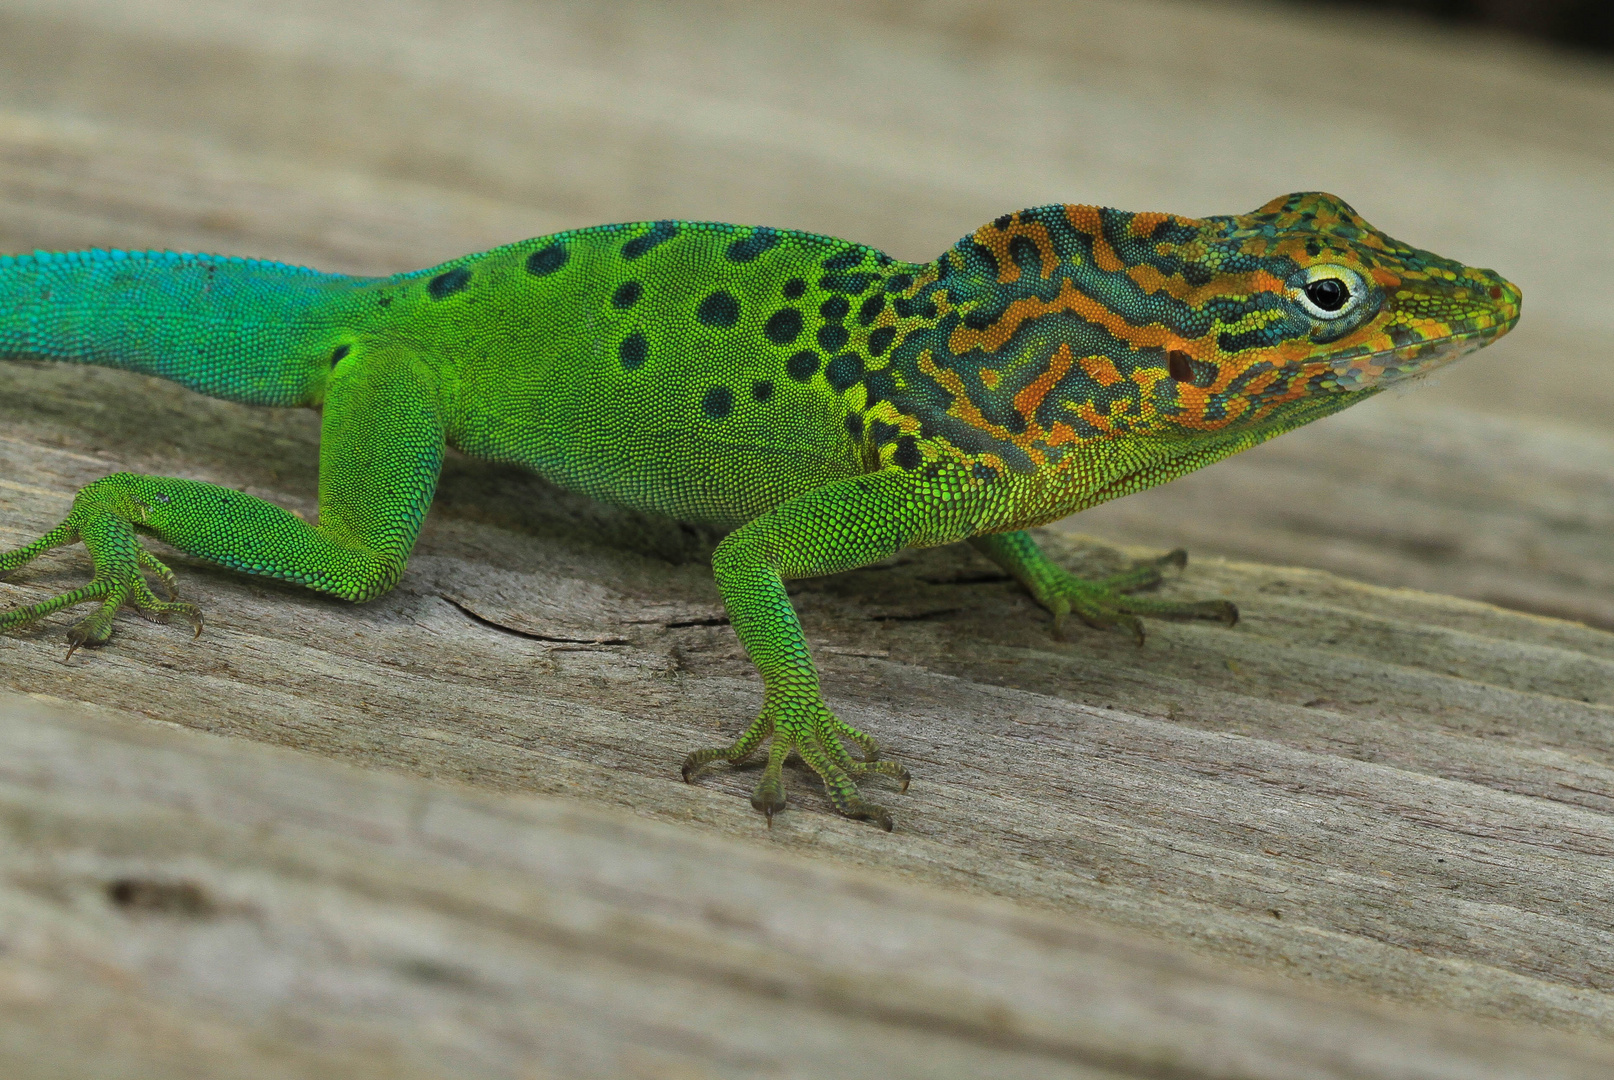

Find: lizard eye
[1305,278,1348,312]
[1290,264,1368,321]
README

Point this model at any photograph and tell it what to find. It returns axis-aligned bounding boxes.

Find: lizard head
[1183,191,1522,396]
[880,193,1520,478]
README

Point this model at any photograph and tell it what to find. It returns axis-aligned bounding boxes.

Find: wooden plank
[5,689,1614,1080]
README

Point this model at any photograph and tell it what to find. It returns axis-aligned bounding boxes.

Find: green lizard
[0,192,1519,829]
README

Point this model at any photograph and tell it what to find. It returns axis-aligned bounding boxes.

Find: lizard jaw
[1325,328,1505,392]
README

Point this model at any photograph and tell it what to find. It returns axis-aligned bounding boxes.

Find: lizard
[0,192,1520,829]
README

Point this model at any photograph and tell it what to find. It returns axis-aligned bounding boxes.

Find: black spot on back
[783,277,806,300]
[526,244,567,277]
[763,307,803,345]
[845,414,864,439]
[885,273,913,293]
[867,326,897,356]
[894,436,921,470]
[892,296,936,318]
[612,280,643,309]
[726,227,781,263]
[696,290,740,328]
[822,248,864,271]
[622,220,678,261]
[786,350,820,382]
[863,367,896,407]
[428,266,471,299]
[752,380,773,402]
[825,353,863,392]
[857,294,885,326]
[329,344,349,366]
[620,333,649,370]
[821,272,876,294]
[817,324,849,352]
[702,385,733,419]
[993,214,1013,231]
[819,296,849,321]
[871,368,897,406]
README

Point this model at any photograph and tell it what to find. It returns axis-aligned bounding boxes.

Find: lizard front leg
[970,530,1236,645]
[683,467,970,830]
[1,344,445,655]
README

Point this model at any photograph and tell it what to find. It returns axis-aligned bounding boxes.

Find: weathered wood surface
[9,689,1614,1080]
[3,0,1614,1075]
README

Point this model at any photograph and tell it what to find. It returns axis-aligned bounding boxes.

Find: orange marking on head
[948,278,1179,355]
[1076,352,1123,387]
[1370,268,1401,288]
[916,350,1047,465]
[1045,421,1082,448]
[972,217,1061,284]
[1012,343,1075,420]
[1066,205,1124,272]
[1127,211,1172,238]
[1074,401,1113,433]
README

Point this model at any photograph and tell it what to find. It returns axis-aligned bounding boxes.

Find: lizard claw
[684,697,908,829]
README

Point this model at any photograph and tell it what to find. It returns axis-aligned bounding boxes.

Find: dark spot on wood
[107,878,215,917]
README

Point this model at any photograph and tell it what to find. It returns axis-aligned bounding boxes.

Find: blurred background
[1285,0,1614,54]
[0,0,1610,622]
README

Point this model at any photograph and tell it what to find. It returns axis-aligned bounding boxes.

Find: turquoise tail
[0,248,373,406]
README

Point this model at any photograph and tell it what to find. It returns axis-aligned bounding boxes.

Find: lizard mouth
[1325,327,1502,391]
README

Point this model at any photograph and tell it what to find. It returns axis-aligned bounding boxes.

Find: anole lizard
[0,192,1520,828]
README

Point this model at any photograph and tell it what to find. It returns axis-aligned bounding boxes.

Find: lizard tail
[0,247,372,407]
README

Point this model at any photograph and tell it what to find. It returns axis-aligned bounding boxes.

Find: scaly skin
[0,193,1520,828]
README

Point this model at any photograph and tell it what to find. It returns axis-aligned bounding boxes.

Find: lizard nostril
[1488,286,1503,300]
[1167,350,1194,383]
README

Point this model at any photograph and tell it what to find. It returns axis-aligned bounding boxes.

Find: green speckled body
[0,194,1521,828]
[427,223,893,527]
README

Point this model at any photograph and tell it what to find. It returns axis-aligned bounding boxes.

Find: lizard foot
[0,481,203,659]
[683,691,909,829]
[1045,549,1237,645]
